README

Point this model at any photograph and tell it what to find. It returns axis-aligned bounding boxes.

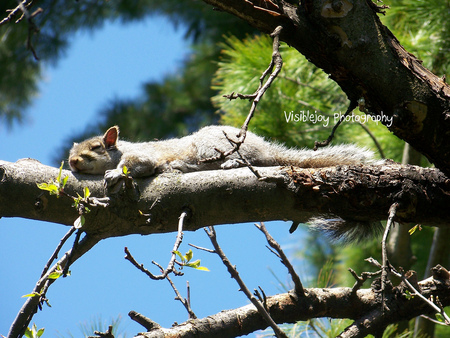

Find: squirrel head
[68,126,120,174]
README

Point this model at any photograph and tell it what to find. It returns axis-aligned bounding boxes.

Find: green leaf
[22,292,40,298]
[56,161,65,183]
[62,174,69,188]
[436,313,445,323]
[408,224,421,235]
[185,249,193,262]
[48,271,62,280]
[194,266,210,271]
[37,327,45,337]
[83,186,90,199]
[36,182,58,194]
[186,260,209,271]
[188,259,200,268]
[173,250,185,263]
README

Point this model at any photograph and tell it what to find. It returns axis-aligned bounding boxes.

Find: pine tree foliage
[381,0,449,76]
[212,34,405,160]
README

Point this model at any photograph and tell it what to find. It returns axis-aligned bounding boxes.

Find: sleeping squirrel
[69,125,376,177]
[69,125,381,240]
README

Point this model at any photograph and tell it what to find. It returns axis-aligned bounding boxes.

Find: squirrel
[69,125,381,241]
[69,125,377,178]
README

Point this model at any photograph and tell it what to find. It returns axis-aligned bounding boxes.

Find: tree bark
[133,272,450,338]
[1,159,450,241]
[201,0,450,176]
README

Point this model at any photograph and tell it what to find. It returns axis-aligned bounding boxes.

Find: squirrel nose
[69,158,79,171]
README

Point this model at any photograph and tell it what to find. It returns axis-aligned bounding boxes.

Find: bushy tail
[307,216,384,243]
[275,144,378,168]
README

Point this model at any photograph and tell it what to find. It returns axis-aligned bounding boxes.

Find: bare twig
[128,310,161,331]
[124,209,190,279]
[255,222,304,296]
[8,234,101,338]
[356,121,386,158]
[62,229,83,276]
[40,226,77,278]
[188,243,216,253]
[125,210,196,319]
[314,100,357,149]
[0,0,32,26]
[89,325,114,338]
[389,267,450,325]
[205,25,284,164]
[205,226,288,338]
[380,202,398,310]
[348,268,381,295]
[166,275,197,319]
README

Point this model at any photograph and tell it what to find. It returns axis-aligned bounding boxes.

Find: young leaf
[84,186,90,199]
[37,182,58,194]
[185,249,193,262]
[62,174,69,188]
[173,250,186,263]
[194,266,210,272]
[37,327,45,337]
[22,292,41,298]
[408,224,421,235]
[48,271,62,280]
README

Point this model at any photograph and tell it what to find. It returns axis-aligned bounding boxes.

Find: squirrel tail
[274,144,378,168]
[307,216,384,243]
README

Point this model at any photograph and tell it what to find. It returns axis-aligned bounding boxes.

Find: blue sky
[0,15,308,337]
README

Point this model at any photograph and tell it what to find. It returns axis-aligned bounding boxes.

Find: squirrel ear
[103,126,119,148]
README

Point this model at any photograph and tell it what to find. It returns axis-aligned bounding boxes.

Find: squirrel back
[69,125,378,176]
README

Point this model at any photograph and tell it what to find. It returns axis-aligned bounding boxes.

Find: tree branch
[133,270,450,337]
[1,160,450,241]
[201,0,450,176]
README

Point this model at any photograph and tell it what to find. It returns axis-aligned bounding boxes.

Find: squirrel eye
[90,142,102,151]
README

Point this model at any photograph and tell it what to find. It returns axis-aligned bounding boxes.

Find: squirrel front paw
[104,168,127,193]
[221,159,245,170]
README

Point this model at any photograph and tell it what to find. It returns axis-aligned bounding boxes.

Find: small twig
[128,310,161,331]
[205,226,288,338]
[365,257,382,269]
[63,229,83,277]
[11,0,42,60]
[8,234,100,338]
[208,25,284,164]
[348,268,381,295]
[420,314,449,326]
[356,121,386,158]
[89,325,114,338]
[124,247,159,279]
[380,202,398,310]
[40,226,77,278]
[188,243,216,253]
[255,222,304,297]
[0,0,32,26]
[314,100,357,149]
[254,286,268,311]
[166,275,197,319]
[389,267,450,325]
[124,209,190,279]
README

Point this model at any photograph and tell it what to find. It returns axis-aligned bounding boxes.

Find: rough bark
[201,0,450,176]
[133,271,450,338]
[1,159,450,240]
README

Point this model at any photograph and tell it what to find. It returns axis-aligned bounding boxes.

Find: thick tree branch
[133,270,450,337]
[201,0,450,175]
[1,159,450,241]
